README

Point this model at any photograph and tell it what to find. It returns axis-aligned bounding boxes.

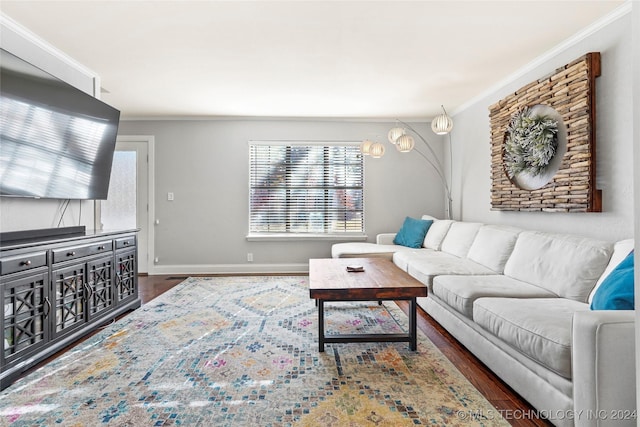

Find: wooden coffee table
[309,257,427,352]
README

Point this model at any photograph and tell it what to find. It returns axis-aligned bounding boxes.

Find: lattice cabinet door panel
[116,249,137,306]
[1,229,139,391]
[86,256,115,322]
[2,272,50,367]
[51,264,87,340]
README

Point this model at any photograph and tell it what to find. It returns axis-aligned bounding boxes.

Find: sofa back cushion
[440,222,483,258]
[467,225,521,273]
[503,231,613,302]
[423,219,454,250]
[588,239,634,303]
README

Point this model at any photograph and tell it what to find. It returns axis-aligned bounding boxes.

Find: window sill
[246,233,368,242]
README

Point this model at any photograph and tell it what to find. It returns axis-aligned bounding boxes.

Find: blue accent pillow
[393,217,433,249]
[591,250,635,310]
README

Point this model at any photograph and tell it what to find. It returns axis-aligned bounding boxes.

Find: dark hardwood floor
[22,274,552,426]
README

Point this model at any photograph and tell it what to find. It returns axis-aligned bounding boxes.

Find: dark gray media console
[0,227,140,390]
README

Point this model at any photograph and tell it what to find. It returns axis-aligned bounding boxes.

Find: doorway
[99,136,155,274]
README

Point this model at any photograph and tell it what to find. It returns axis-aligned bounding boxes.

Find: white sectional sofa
[331,216,636,427]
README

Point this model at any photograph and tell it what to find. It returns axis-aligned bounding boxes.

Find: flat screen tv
[0,48,120,200]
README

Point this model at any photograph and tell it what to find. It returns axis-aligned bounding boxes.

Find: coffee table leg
[409,297,417,351]
[318,299,325,352]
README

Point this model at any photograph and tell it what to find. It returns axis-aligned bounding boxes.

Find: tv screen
[0,48,120,200]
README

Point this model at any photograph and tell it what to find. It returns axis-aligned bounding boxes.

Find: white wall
[118,119,446,273]
[0,15,99,233]
[450,10,633,242]
[0,12,449,272]
[632,0,639,414]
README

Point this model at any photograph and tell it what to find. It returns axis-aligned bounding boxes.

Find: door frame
[95,135,155,275]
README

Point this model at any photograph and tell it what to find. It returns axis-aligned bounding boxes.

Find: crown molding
[119,115,429,123]
[0,12,101,96]
[452,1,632,117]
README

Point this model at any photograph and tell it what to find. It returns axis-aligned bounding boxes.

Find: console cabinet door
[115,249,137,306]
[51,264,87,340]
[86,256,115,322]
[1,230,139,391]
[2,272,50,367]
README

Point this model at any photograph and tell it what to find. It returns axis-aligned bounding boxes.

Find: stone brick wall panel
[488,52,601,212]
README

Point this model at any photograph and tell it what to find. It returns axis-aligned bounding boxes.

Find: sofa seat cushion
[473,298,590,379]
[331,242,403,259]
[393,248,439,272]
[393,250,494,289]
[433,275,556,318]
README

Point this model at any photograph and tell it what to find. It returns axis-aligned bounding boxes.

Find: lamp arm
[396,120,453,219]
[397,120,447,178]
[412,147,453,205]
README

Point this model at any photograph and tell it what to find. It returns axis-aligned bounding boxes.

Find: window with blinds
[249,142,364,236]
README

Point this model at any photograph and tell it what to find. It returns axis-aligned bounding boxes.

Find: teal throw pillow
[591,250,634,310]
[393,217,433,249]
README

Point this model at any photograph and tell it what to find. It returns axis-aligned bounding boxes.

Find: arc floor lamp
[361,105,454,219]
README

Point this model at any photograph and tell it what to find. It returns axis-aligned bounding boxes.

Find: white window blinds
[249,142,364,235]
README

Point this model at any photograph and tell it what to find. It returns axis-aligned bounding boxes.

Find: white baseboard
[149,263,309,275]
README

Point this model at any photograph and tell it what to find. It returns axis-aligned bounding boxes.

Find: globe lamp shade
[360,139,374,155]
[431,113,453,135]
[370,142,386,158]
[387,127,405,144]
[395,134,415,152]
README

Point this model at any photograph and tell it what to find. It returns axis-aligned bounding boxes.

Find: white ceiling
[0,1,625,120]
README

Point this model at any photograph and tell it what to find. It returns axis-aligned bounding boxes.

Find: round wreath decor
[503,107,559,178]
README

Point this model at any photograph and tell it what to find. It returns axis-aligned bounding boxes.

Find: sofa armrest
[376,233,396,245]
[573,310,636,426]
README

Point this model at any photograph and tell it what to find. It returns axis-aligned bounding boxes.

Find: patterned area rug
[0,276,508,426]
